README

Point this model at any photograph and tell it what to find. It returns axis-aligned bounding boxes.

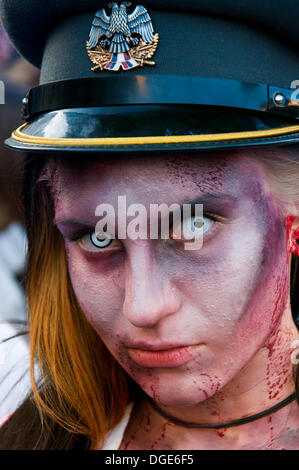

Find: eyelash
[68,213,220,250]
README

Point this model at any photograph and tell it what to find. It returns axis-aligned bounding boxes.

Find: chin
[139,373,221,407]
[157,394,210,407]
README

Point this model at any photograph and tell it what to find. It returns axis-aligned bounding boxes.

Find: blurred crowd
[0,22,39,324]
[0,23,40,418]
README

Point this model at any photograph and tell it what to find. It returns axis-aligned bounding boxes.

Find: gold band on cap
[12,122,299,147]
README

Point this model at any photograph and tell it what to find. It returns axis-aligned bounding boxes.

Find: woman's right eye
[78,231,120,251]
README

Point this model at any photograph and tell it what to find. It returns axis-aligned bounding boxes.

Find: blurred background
[0,22,39,324]
[0,22,40,419]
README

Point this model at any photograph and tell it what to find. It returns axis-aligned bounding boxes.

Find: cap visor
[7,105,299,153]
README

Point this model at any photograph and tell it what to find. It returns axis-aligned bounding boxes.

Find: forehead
[51,151,265,208]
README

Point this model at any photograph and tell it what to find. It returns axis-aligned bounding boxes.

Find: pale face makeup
[53,151,293,412]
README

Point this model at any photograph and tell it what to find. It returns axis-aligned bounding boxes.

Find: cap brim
[6,105,299,153]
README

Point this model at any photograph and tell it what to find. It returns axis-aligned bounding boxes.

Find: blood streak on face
[54,152,292,407]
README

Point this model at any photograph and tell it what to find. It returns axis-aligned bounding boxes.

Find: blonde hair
[249,145,299,215]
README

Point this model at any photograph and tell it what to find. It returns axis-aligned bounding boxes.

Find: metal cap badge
[86,2,159,72]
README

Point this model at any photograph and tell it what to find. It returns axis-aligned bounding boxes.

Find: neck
[136,306,299,449]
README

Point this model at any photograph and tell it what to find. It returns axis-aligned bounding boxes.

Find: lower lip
[128,345,202,368]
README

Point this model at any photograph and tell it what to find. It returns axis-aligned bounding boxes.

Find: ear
[287,215,299,256]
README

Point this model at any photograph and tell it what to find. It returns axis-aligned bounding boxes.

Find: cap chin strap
[24,75,299,121]
[146,392,296,429]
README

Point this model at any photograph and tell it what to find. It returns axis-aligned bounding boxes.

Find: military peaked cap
[1,0,299,153]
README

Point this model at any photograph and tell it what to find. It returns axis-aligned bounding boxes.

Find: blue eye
[91,232,113,248]
[80,231,114,250]
[190,216,214,234]
[171,215,215,241]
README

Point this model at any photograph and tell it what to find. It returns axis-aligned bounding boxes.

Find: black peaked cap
[1,0,299,153]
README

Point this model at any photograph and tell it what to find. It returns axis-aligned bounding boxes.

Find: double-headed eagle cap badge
[86,2,159,72]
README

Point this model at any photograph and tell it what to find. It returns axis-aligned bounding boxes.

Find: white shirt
[101,402,134,450]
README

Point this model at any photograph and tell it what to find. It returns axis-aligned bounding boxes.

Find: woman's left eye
[171,215,215,240]
[78,231,119,251]
[189,215,215,234]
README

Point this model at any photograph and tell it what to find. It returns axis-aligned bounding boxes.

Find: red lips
[127,344,202,368]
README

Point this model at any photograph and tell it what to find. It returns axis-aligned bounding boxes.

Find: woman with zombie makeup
[0,0,299,450]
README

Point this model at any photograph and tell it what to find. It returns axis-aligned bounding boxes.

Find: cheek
[168,210,287,347]
[169,217,266,325]
[227,210,289,345]
[65,242,124,335]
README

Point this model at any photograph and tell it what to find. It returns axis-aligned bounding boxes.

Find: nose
[123,243,181,328]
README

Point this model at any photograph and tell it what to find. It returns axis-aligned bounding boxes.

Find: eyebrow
[168,193,237,225]
[55,219,96,233]
[182,193,237,206]
[55,193,237,232]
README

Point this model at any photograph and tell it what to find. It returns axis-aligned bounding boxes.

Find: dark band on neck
[147,392,297,429]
